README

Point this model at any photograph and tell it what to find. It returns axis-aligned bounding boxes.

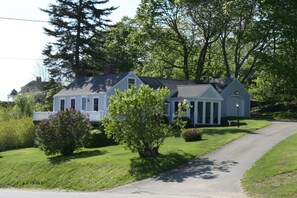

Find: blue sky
[0,0,141,101]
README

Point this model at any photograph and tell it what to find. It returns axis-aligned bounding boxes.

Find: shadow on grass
[153,157,239,182]
[130,152,194,180]
[48,150,107,165]
[204,127,259,136]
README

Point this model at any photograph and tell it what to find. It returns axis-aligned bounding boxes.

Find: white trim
[106,71,144,95]
[127,77,136,89]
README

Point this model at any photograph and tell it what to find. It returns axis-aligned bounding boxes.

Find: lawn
[0,119,270,191]
[253,111,297,121]
[242,133,297,198]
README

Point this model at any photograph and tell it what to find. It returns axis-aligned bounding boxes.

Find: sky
[0,0,141,101]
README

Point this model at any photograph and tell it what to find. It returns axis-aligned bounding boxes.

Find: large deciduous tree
[42,0,116,80]
[103,85,170,158]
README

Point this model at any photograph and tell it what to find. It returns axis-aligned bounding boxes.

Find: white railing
[33,110,107,122]
[33,112,56,121]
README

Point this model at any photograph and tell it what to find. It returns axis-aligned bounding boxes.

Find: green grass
[253,111,297,121]
[242,133,297,198]
[0,119,270,191]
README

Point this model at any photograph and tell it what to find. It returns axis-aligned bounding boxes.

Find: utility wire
[0,16,48,23]
[0,57,42,61]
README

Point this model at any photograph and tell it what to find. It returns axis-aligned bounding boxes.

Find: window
[213,102,219,124]
[197,102,203,124]
[71,98,76,110]
[93,98,99,111]
[206,102,211,124]
[128,78,135,89]
[60,99,65,111]
[82,97,87,111]
[190,101,195,124]
[164,103,170,116]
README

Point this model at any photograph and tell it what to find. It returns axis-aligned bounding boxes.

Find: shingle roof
[55,72,130,96]
[9,89,18,96]
[176,84,211,98]
[139,77,197,96]
[55,72,234,97]
[19,79,47,93]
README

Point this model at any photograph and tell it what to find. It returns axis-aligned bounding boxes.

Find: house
[7,89,18,101]
[33,72,250,126]
[9,77,48,103]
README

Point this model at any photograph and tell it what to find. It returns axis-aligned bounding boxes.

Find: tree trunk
[195,42,209,80]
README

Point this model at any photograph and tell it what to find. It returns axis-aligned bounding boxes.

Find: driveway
[1,121,297,198]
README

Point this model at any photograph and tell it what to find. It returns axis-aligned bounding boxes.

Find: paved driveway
[1,121,297,198]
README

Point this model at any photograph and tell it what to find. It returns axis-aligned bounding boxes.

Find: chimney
[36,77,41,82]
[103,63,116,75]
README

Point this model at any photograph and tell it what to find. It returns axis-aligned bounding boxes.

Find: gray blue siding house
[33,72,250,126]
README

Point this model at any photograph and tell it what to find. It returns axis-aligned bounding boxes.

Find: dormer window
[128,78,136,89]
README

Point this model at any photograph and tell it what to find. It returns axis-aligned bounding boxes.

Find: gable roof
[176,84,210,98]
[54,72,237,98]
[19,78,48,94]
[55,72,130,96]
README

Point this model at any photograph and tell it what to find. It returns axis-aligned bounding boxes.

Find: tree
[36,110,92,156]
[102,85,170,158]
[41,0,117,80]
[103,17,144,72]
[136,0,195,80]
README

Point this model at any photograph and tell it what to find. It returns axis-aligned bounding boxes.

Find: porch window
[82,97,87,111]
[70,98,76,110]
[213,102,219,124]
[197,102,203,124]
[190,101,195,124]
[128,78,135,89]
[206,102,211,124]
[60,99,65,111]
[164,103,170,116]
[174,101,179,113]
[93,98,99,111]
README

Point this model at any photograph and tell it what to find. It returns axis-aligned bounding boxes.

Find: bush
[0,117,34,151]
[182,128,203,142]
[35,110,92,156]
[84,129,117,148]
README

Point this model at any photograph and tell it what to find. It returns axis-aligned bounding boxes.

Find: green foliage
[13,94,36,118]
[103,85,171,158]
[83,129,117,148]
[0,119,270,191]
[0,117,34,151]
[182,128,203,142]
[41,0,117,79]
[35,110,92,156]
[173,99,191,134]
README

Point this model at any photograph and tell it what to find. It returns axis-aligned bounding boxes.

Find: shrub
[182,128,203,142]
[0,117,34,151]
[35,110,92,156]
[103,85,171,158]
[84,129,117,148]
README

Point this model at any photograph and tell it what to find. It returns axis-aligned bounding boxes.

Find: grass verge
[242,133,297,198]
[0,119,270,191]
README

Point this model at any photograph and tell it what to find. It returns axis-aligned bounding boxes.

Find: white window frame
[127,78,136,89]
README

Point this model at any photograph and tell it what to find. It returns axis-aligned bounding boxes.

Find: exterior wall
[106,72,144,106]
[169,98,222,125]
[53,94,107,112]
[220,79,250,117]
